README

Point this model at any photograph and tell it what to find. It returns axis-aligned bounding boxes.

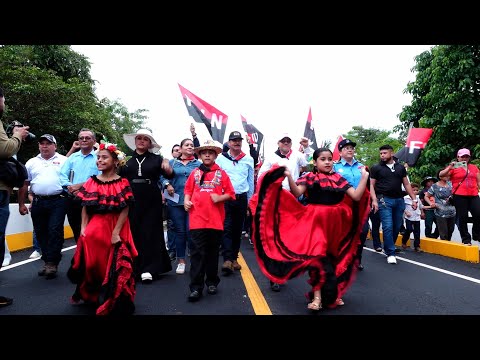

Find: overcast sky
[71,45,433,158]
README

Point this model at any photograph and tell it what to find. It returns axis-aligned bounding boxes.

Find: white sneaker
[140,272,153,282]
[2,258,10,267]
[29,250,41,259]
[387,256,397,264]
[176,263,186,274]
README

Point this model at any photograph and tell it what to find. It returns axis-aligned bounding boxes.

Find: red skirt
[249,166,370,306]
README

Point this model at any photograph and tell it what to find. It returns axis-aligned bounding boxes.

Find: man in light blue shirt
[59,128,99,242]
[216,131,254,275]
[333,139,371,271]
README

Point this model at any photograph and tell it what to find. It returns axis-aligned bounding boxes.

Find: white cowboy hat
[123,129,162,153]
[194,139,223,155]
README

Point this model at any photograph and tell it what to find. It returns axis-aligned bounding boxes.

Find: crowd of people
[1,83,479,313]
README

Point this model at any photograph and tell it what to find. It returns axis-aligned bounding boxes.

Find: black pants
[222,193,248,262]
[454,195,480,243]
[402,219,421,248]
[189,229,222,292]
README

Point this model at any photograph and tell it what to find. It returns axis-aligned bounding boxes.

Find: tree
[0,45,146,162]
[396,45,480,181]
[343,126,403,168]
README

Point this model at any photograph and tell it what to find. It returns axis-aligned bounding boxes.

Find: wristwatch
[164,182,170,189]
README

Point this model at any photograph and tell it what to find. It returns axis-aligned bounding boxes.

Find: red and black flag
[394,127,433,167]
[303,107,318,151]
[241,115,264,155]
[178,83,228,143]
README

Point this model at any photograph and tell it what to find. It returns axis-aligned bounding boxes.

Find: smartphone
[453,161,467,169]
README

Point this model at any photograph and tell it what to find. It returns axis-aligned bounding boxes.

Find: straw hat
[194,139,223,155]
[123,129,161,153]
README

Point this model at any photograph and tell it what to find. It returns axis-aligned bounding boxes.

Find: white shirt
[404,194,423,221]
[258,149,307,190]
[26,152,68,196]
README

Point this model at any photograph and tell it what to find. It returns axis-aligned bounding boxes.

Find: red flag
[178,83,228,143]
[394,128,433,166]
[332,135,344,162]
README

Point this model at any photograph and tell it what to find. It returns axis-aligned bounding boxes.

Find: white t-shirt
[403,194,423,221]
[26,152,68,196]
[258,150,308,190]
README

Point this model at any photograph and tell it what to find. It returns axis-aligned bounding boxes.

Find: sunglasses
[280,138,292,144]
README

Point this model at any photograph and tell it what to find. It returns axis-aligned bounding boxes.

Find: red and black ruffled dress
[249,165,370,307]
[67,176,138,315]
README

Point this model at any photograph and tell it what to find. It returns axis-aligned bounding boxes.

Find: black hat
[338,139,356,151]
[421,176,438,186]
[39,134,57,144]
[228,131,243,140]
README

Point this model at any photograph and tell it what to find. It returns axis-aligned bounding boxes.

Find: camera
[5,121,36,142]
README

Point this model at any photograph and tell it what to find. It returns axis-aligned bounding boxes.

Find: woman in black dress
[120,129,175,283]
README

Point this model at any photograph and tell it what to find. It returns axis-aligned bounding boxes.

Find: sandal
[335,298,345,306]
[307,297,322,311]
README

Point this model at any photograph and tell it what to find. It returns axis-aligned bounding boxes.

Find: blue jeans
[378,196,405,257]
[0,191,10,266]
[32,229,41,252]
[166,205,176,254]
[30,196,67,265]
[169,205,191,260]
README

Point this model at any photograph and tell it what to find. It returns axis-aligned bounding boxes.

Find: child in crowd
[67,141,137,315]
[249,148,370,312]
[425,171,456,240]
[402,182,425,252]
[183,140,235,302]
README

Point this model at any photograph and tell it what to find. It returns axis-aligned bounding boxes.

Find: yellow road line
[237,252,272,315]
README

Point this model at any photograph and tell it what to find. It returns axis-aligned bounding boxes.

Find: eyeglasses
[78,136,92,141]
[280,139,292,144]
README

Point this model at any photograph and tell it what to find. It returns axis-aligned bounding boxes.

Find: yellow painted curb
[369,231,479,263]
[6,226,74,252]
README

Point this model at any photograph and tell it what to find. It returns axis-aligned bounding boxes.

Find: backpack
[0,156,28,188]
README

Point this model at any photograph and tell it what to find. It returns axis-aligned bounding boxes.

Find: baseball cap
[277,132,292,142]
[338,139,356,151]
[39,134,57,144]
[457,148,471,157]
[228,131,243,140]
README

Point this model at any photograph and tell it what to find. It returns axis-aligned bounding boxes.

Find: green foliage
[343,126,403,168]
[0,45,146,162]
[397,45,480,182]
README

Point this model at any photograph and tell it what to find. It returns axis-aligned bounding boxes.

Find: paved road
[1,234,480,317]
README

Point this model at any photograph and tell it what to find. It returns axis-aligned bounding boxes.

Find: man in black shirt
[370,145,418,264]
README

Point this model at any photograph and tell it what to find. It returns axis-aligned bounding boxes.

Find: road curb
[369,233,480,263]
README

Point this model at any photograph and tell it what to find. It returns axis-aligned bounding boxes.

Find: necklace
[136,157,146,177]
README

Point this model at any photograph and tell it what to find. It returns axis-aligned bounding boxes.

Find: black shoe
[0,296,13,307]
[394,248,402,253]
[270,282,281,292]
[168,252,176,262]
[188,290,202,302]
[207,285,218,295]
[357,264,364,271]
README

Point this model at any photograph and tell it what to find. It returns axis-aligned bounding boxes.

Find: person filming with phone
[439,148,480,245]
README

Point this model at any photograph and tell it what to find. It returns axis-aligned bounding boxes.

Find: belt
[34,194,64,200]
[131,179,151,184]
[236,192,247,197]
